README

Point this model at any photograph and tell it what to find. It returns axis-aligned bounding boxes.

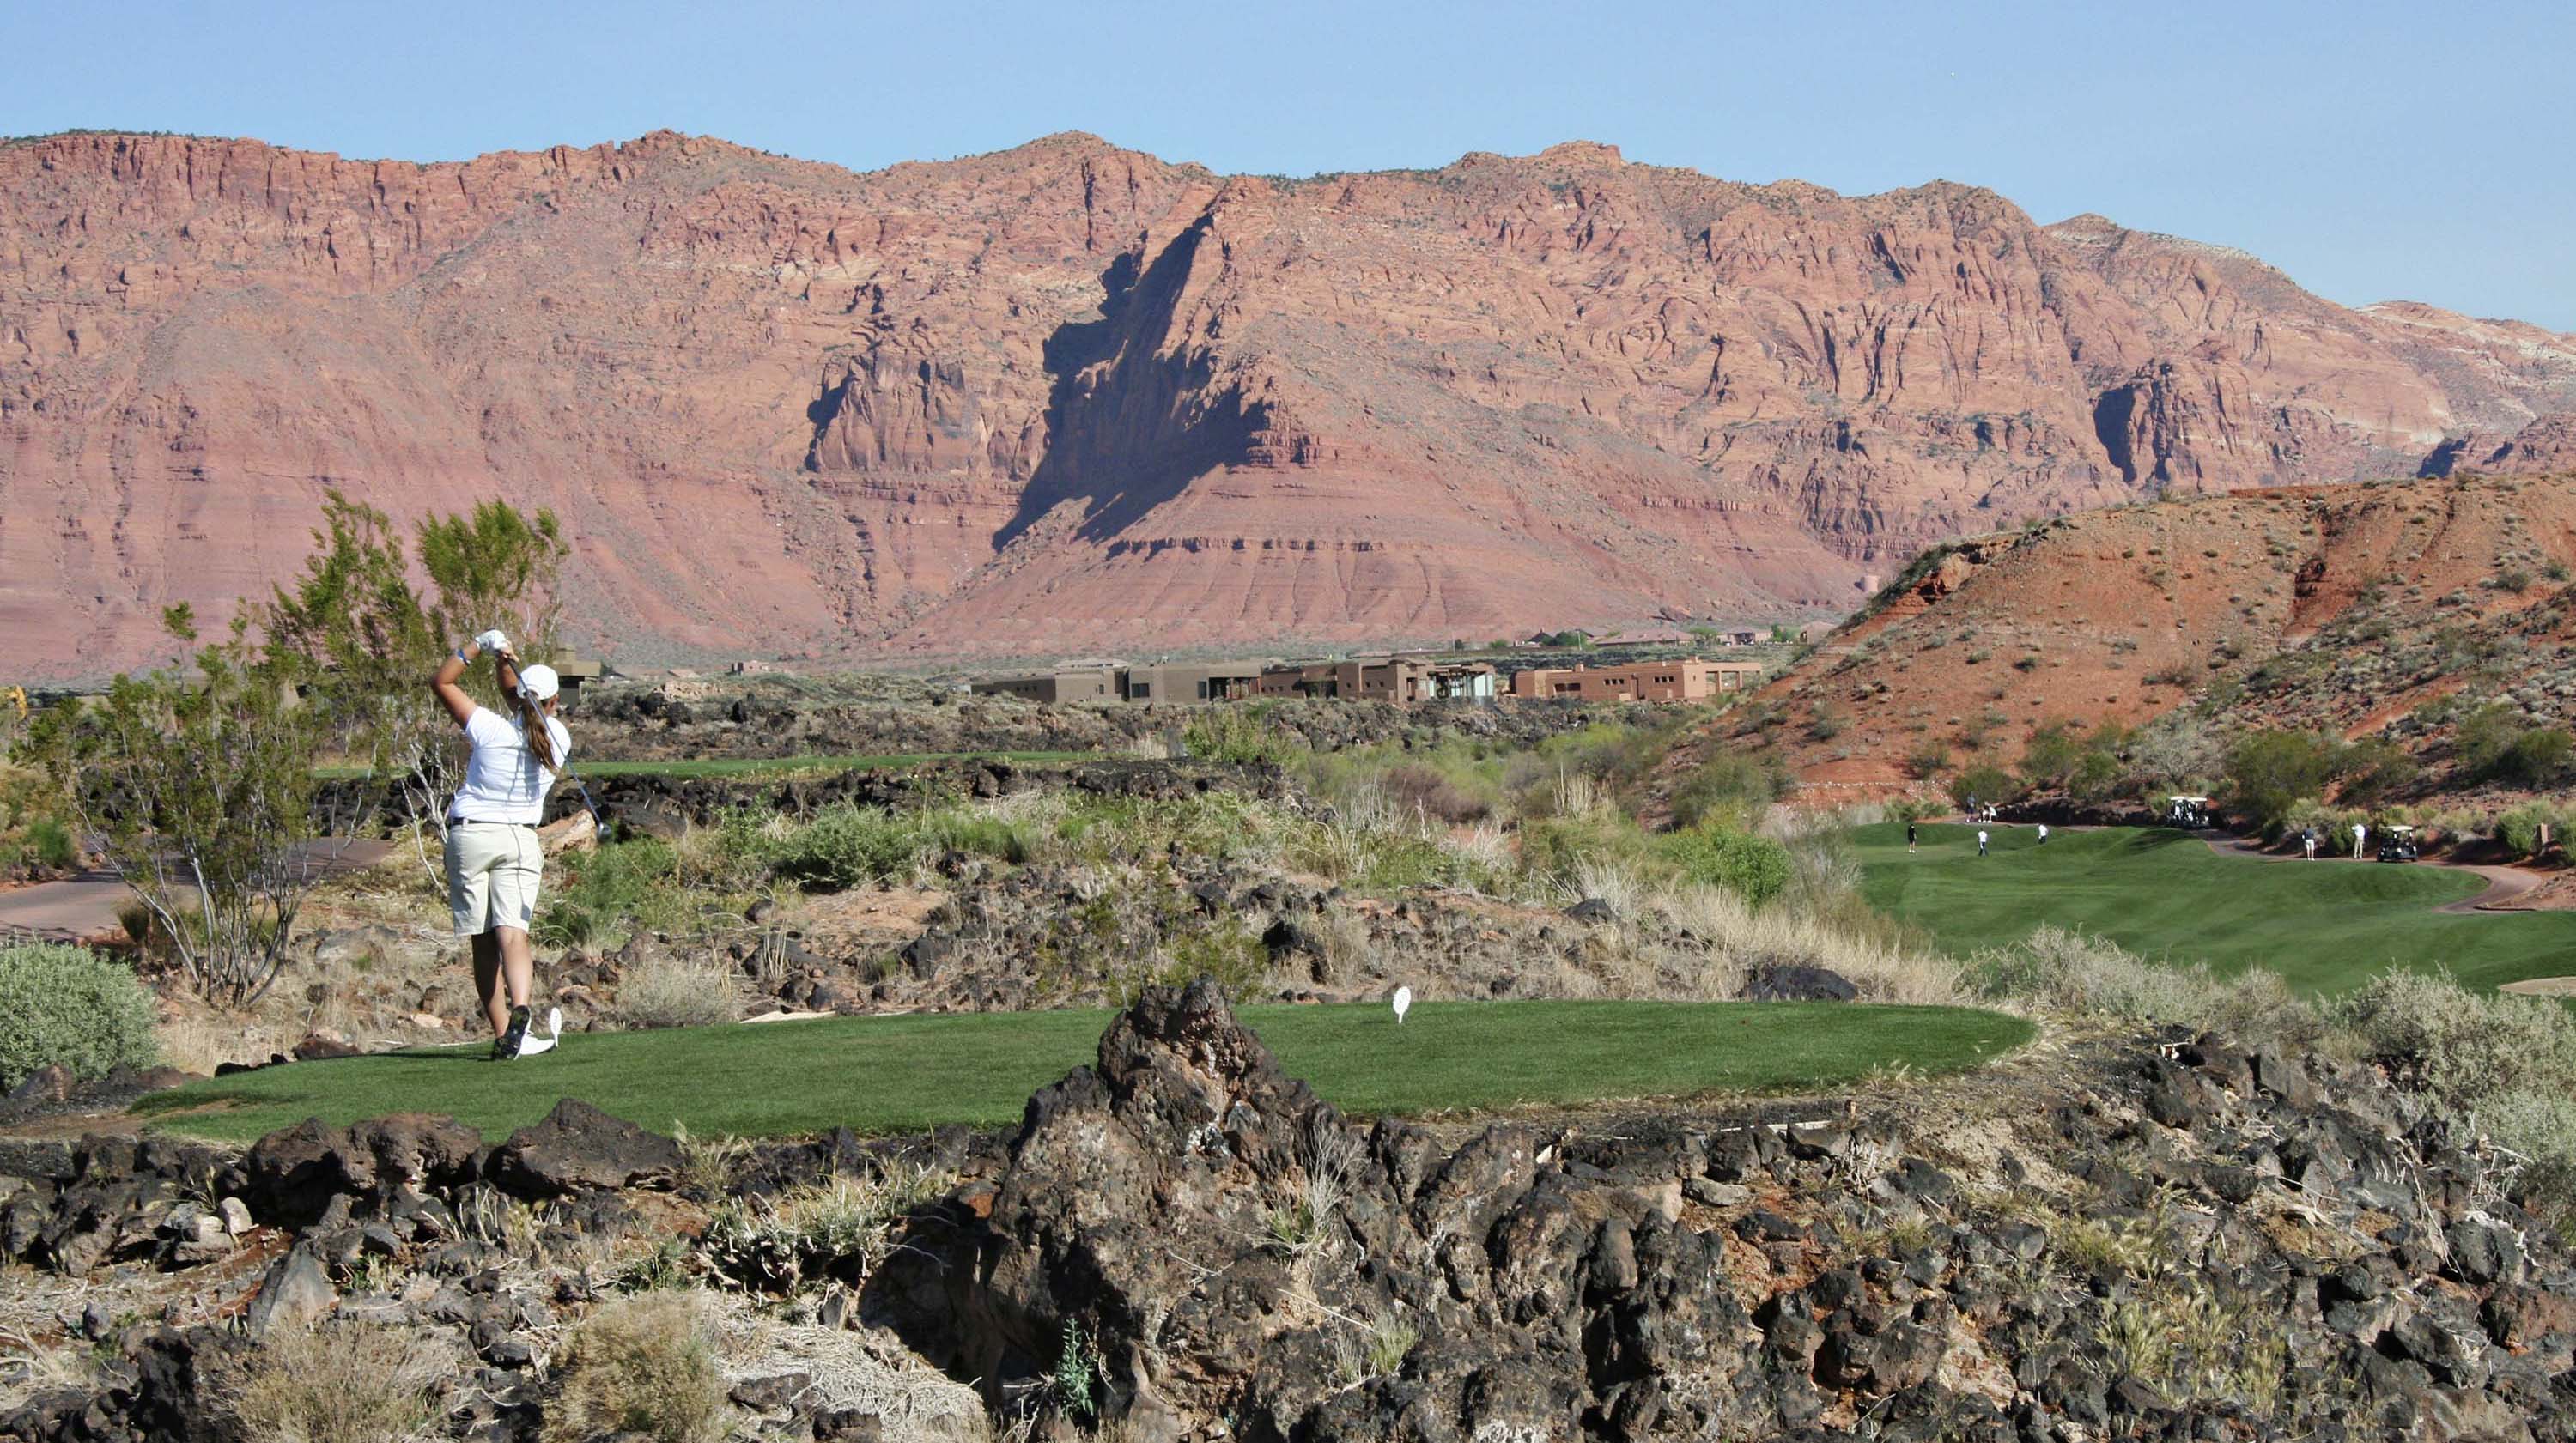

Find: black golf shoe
[495,1003,532,1061]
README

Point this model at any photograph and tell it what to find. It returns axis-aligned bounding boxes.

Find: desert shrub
[2018,723,2088,790]
[2335,737,2420,809]
[1668,751,1791,830]
[1382,764,1492,824]
[2496,803,2569,858]
[917,810,1037,864]
[1657,827,1792,909]
[1903,739,1952,781]
[544,1292,730,1443]
[2124,713,2219,789]
[219,1321,447,1443]
[2500,728,2576,787]
[1518,812,1651,888]
[2457,702,2528,776]
[537,838,680,949]
[1947,764,2016,810]
[0,943,159,1090]
[705,1162,951,1289]
[609,953,738,1030]
[1183,706,1297,766]
[1158,924,1273,1003]
[21,817,75,870]
[2223,730,2342,834]
[2068,749,2125,803]
[1970,928,2320,1044]
[2337,968,2576,1107]
[1806,706,1844,741]
[768,806,922,889]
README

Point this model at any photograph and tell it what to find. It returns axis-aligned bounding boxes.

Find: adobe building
[1251,658,1496,701]
[972,660,1269,704]
[1507,658,1766,702]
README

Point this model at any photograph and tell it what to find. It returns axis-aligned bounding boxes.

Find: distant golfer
[432,629,572,1061]
[2036,823,2050,845]
[2303,830,2318,861]
[1978,828,1990,857]
[2352,822,2367,859]
[1907,821,1919,853]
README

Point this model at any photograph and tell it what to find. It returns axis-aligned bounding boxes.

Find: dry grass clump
[544,1292,730,1443]
[217,1323,449,1443]
[706,1161,956,1288]
[611,952,741,1031]
[1655,882,1964,1005]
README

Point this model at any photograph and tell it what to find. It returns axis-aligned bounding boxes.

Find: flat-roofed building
[1508,658,1765,702]
[1252,658,1497,701]
[971,667,1123,704]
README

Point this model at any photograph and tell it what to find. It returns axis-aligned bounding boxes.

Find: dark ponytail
[517,689,558,770]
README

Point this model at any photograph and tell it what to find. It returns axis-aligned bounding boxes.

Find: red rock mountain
[7,130,2575,677]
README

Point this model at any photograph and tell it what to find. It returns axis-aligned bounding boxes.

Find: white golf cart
[2166,796,2213,830]
[2376,825,2421,864]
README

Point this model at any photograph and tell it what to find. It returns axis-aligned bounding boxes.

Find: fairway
[1859,823,2576,994]
[133,1000,2031,1145]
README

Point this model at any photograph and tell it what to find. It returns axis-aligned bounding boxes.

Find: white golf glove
[475,629,513,655]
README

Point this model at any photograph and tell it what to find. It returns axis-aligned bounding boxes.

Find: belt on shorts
[448,818,536,828]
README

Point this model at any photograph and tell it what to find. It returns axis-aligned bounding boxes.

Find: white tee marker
[1392,985,1413,1026]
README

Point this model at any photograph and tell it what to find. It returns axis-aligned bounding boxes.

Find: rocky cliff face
[8,130,2574,676]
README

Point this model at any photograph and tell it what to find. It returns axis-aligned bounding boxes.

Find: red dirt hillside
[1682,470,2576,800]
[7,130,2576,678]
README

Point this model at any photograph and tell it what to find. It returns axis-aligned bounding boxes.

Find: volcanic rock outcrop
[5,982,2576,1440]
[6,130,2575,676]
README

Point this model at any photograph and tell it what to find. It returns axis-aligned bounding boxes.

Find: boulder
[487,1100,681,1197]
[1738,963,1856,1003]
[243,1113,483,1224]
[245,1244,336,1336]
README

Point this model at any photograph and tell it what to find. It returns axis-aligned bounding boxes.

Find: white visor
[516,664,561,702]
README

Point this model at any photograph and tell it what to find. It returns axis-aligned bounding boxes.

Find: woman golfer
[432,630,570,1061]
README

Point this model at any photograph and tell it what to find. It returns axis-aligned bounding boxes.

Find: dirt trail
[0,840,399,943]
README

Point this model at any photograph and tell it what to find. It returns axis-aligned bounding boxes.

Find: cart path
[2195,833,2543,914]
[0,840,399,943]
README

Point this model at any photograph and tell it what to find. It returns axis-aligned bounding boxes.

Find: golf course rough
[1860,822,2576,994]
[134,998,2032,1144]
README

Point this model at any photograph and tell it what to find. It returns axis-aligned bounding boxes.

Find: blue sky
[6,0,2569,329]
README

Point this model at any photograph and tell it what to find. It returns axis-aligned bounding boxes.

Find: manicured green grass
[1858,823,2576,994]
[314,750,1092,781]
[132,1000,2031,1144]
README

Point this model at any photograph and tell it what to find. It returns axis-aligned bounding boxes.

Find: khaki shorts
[445,821,544,937]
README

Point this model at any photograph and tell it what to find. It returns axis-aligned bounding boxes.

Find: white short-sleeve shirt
[447,706,573,825]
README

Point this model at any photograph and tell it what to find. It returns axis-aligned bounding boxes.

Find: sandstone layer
[1686,470,2576,801]
[7,130,2575,678]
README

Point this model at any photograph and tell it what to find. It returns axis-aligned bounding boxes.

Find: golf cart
[2377,825,2421,864]
[2166,796,2213,830]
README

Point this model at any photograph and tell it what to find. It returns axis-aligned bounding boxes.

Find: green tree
[2456,703,2526,778]
[259,491,571,871]
[56,610,329,1004]
[2018,722,2087,791]
[414,499,572,661]
[1947,764,2017,810]
[2224,730,2342,834]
